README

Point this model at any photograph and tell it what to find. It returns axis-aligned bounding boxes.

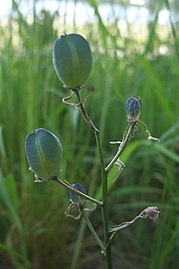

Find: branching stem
[74,89,113,269]
[105,122,136,171]
[53,177,103,206]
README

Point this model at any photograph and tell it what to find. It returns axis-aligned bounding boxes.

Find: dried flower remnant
[141,206,160,222]
[109,206,160,241]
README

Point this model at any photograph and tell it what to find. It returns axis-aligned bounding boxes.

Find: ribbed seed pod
[125,97,142,123]
[70,183,86,208]
[25,128,63,180]
[53,33,92,89]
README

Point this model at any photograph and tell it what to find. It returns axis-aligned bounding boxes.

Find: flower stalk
[73,90,113,269]
[24,33,160,269]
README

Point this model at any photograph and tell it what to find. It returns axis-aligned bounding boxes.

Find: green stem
[53,177,103,207]
[74,89,113,269]
[70,142,103,269]
[74,89,99,133]
[105,122,136,171]
[82,209,106,253]
[95,132,113,269]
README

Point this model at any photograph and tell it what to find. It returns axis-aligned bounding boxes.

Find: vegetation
[0,0,179,268]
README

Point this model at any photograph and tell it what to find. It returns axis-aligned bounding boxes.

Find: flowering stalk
[24,33,160,269]
[74,90,113,269]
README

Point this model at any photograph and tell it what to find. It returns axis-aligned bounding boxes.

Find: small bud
[70,183,86,208]
[125,97,142,123]
[25,128,63,181]
[53,33,92,89]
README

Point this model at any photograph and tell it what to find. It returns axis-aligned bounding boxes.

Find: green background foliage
[0,0,179,268]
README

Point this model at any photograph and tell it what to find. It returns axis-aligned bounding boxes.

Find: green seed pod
[53,33,92,89]
[125,97,142,123]
[25,128,63,180]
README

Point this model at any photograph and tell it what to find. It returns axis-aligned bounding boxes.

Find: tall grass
[0,0,179,268]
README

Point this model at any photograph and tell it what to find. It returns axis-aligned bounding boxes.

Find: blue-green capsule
[25,128,63,180]
[125,97,142,123]
[52,33,92,89]
[70,183,86,208]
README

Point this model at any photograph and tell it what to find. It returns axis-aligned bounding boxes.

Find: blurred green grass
[0,0,179,268]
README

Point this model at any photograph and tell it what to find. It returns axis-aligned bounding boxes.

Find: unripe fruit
[53,33,92,89]
[25,128,63,180]
[125,97,142,123]
[70,183,86,208]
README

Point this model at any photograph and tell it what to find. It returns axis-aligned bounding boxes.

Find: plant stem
[70,141,104,269]
[95,132,113,269]
[105,122,136,171]
[74,89,113,268]
[74,89,99,133]
[53,177,103,207]
[82,209,106,253]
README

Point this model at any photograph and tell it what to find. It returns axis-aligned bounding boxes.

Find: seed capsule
[53,33,92,89]
[125,97,142,123]
[70,183,86,208]
[25,128,63,180]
